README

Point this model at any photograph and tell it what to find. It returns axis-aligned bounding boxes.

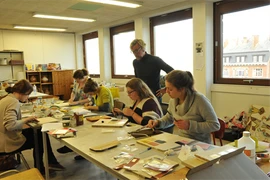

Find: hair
[5,79,33,95]
[130,39,146,51]
[83,78,99,93]
[73,68,89,79]
[165,70,195,93]
[126,78,163,115]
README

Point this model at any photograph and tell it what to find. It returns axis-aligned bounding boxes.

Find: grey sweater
[0,94,25,153]
[158,91,220,143]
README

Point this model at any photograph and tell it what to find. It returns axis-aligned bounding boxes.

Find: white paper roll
[17,71,25,80]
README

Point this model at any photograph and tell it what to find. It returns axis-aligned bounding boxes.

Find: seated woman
[0,79,65,175]
[83,78,114,113]
[147,70,220,144]
[69,68,93,105]
[58,78,114,160]
[114,78,162,126]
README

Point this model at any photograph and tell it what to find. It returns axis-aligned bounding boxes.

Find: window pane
[153,19,193,75]
[85,38,100,74]
[214,1,270,85]
[113,31,135,75]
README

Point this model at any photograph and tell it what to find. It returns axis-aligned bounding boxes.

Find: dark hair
[5,79,33,95]
[73,68,89,79]
[83,78,98,93]
[165,70,195,92]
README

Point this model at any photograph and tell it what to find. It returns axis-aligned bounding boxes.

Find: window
[83,31,100,77]
[150,9,193,75]
[214,1,270,86]
[253,68,263,77]
[110,22,135,78]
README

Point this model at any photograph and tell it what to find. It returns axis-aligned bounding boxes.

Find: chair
[160,102,174,134]
[113,99,125,110]
[212,118,226,146]
[0,152,30,171]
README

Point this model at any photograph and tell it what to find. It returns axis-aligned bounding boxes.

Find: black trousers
[14,128,58,171]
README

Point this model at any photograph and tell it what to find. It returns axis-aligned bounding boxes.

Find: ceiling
[0,0,196,34]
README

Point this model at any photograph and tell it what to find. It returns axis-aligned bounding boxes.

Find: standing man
[130,39,174,103]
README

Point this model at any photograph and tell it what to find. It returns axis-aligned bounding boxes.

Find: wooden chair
[212,118,226,146]
[113,99,125,110]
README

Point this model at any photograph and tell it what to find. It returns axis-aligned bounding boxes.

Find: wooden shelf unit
[26,70,73,100]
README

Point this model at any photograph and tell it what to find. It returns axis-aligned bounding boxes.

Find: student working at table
[57,78,114,160]
[113,78,162,126]
[147,70,220,144]
[68,68,93,105]
[0,79,65,176]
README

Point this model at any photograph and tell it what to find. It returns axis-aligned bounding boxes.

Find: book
[137,133,195,151]
[48,128,77,138]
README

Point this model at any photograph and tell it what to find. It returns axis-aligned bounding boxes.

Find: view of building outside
[222,5,270,79]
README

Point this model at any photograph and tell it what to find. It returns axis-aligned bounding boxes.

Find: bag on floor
[0,154,19,171]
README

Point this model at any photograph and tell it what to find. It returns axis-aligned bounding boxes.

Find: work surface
[40,107,269,180]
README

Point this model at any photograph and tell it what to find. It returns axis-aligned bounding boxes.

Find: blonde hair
[130,39,146,50]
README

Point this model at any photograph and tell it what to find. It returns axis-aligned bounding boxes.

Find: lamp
[14,26,66,32]
[33,14,96,22]
[84,0,141,8]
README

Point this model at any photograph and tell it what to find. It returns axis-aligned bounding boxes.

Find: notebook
[92,118,128,127]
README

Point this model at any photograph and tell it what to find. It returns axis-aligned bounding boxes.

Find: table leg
[42,131,49,180]
[33,127,41,171]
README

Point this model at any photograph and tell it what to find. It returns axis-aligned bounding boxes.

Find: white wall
[0,30,76,82]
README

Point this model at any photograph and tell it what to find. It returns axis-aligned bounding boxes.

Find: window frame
[214,0,270,86]
[83,31,100,78]
[110,22,135,79]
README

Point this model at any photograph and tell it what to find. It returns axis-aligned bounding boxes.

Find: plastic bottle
[238,131,256,163]
[33,84,37,95]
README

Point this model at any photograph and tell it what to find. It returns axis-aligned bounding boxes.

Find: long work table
[40,108,269,180]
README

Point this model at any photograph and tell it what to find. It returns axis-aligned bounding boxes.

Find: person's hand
[156,87,166,97]
[84,106,92,110]
[174,119,190,130]
[24,116,38,124]
[113,108,122,114]
[122,108,133,116]
[68,99,73,104]
[146,119,159,128]
[69,101,78,106]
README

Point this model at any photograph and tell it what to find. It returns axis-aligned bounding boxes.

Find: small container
[74,113,84,126]
[238,131,256,163]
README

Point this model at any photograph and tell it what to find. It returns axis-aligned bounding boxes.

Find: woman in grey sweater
[147,70,220,143]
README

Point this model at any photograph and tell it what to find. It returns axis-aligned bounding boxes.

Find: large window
[110,22,135,78]
[150,9,193,75]
[83,31,100,77]
[214,1,270,86]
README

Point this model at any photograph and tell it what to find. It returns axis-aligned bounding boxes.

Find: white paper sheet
[41,122,63,132]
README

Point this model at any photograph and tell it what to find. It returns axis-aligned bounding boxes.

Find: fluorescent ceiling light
[33,14,95,22]
[14,26,66,32]
[84,0,141,8]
